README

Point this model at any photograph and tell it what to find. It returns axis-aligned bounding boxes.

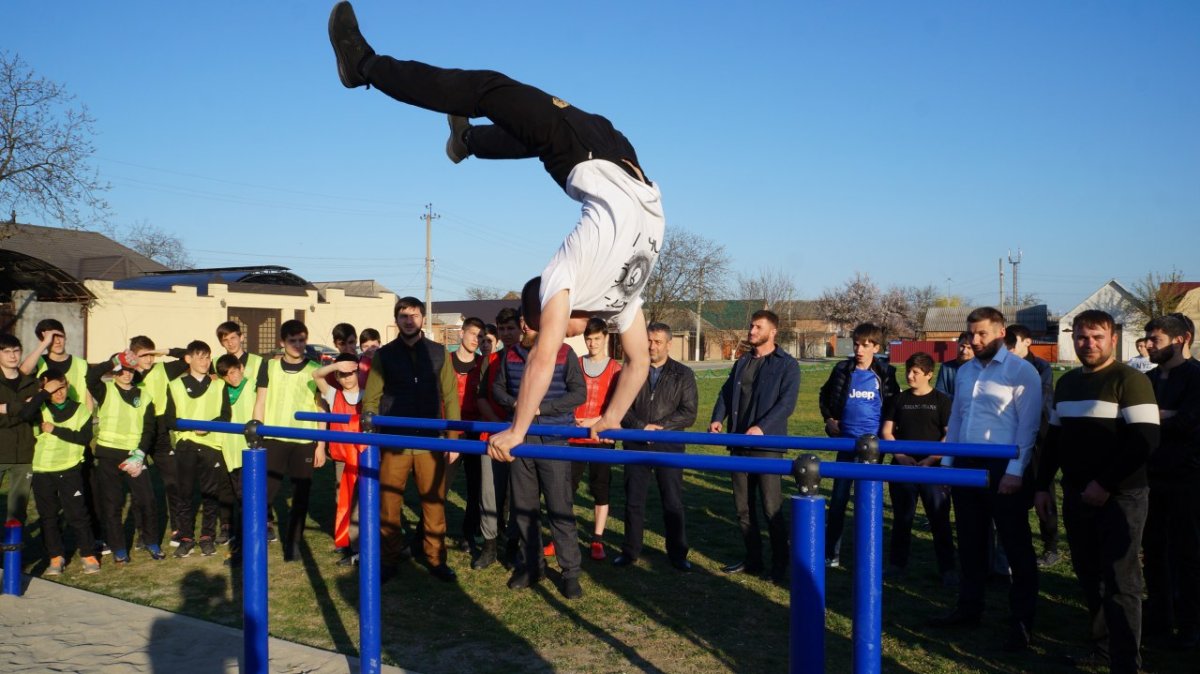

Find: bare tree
[1126,270,1187,321]
[465,285,503,301]
[0,52,109,230]
[903,284,939,335]
[816,272,881,331]
[641,226,730,324]
[737,267,797,310]
[878,286,914,339]
[121,220,193,269]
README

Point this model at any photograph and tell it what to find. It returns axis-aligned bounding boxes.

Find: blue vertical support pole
[851,435,883,674]
[790,455,825,674]
[2,519,22,596]
[358,412,382,674]
[242,421,269,674]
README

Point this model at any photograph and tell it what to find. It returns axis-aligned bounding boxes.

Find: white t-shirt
[322,387,362,408]
[539,159,666,333]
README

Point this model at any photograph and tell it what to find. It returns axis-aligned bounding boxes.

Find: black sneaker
[95,540,112,556]
[560,577,583,600]
[446,116,471,164]
[199,536,217,557]
[336,552,359,567]
[507,569,542,591]
[265,523,277,543]
[215,526,231,546]
[328,1,375,89]
[174,539,196,558]
[430,564,458,582]
[168,531,183,548]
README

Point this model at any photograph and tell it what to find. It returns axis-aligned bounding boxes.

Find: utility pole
[1008,248,1023,307]
[694,263,704,362]
[422,203,440,337]
[998,258,1005,309]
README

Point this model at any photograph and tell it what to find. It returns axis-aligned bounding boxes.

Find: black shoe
[721,560,763,575]
[174,539,196,558]
[611,554,637,568]
[507,569,542,591]
[502,537,519,570]
[336,552,359,567]
[169,531,182,548]
[328,1,375,89]
[1036,550,1061,568]
[1002,622,1031,652]
[1060,649,1108,668]
[198,536,217,557]
[928,609,981,628]
[670,558,693,572]
[471,539,498,570]
[446,116,471,164]
[215,526,231,546]
[560,577,583,600]
[265,523,277,543]
[430,564,458,582]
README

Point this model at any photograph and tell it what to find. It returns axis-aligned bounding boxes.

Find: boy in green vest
[253,320,327,561]
[86,350,160,563]
[216,354,255,567]
[165,341,232,558]
[20,370,105,574]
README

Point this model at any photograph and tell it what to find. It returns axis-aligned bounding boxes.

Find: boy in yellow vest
[253,320,327,562]
[128,335,189,549]
[165,341,232,558]
[85,350,159,564]
[216,354,255,567]
[20,371,106,574]
[214,321,267,543]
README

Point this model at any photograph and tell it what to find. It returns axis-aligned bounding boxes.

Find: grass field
[3,360,1187,673]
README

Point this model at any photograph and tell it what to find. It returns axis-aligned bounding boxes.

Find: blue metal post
[790,456,825,674]
[242,421,269,674]
[358,438,382,674]
[2,519,22,596]
[851,436,883,674]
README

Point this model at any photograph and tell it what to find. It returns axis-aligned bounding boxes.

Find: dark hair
[1134,337,1146,346]
[129,335,156,352]
[1145,314,1187,340]
[584,317,608,337]
[216,321,242,340]
[495,307,520,327]
[1004,323,1032,348]
[966,307,1006,326]
[34,318,65,340]
[1169,312,1195,345]
[851,323,883,346]
[1073,309,1115,334]
[186,340,211,357]
[0,333,21,351]
[647,321,672,336]
[483,323,498,339]
[394,296,425,317]
[280,319,308,340]
[751,309,779,328]
[521,277,542,331]
[957,331,972,344]
[334,352,358,364]
[461,317,486,334]
[905,352,935,375]
[359,328,381,343]
[215,353,243,376]
[331,323,357,343]
[38,370,67,386]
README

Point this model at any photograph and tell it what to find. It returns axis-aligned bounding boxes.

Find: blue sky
[3,1,1197,313]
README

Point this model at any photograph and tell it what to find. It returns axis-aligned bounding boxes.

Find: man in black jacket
[818,323,901,566]
[0,334,38,525]
[710,310,801,582]
[613,323,697,571]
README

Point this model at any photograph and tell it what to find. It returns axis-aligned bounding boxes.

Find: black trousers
[888,478,956,574]
[571,459,612,507]
[1144,477,1200,635]
[263,439,316,555]
[824,452,856,562]
[461,451,482,542]
[509,436,581,579]
[364,57,642,190]
[149,415,182,535]
[731,448,789,572]
[31,467,94,559]
[951,460,1038,630]
[621,443,687,562]
[1063,486,1147,673]
[94,450,158,553]
[174,440,233,540]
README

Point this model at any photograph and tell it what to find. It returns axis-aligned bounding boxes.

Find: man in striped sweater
[1035,309,1160,672]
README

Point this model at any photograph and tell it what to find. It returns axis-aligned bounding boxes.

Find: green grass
[3,361,1185,673]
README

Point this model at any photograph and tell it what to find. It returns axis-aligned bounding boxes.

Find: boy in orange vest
[313,353,364,566]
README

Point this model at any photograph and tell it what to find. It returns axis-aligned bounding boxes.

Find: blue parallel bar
[293,412,1016,460]
[174,420,990,489]
[358,445,381,674]
[243,447,269,674]
[3,519,21,596]
[790,495,825,673]
[852,479,884,674]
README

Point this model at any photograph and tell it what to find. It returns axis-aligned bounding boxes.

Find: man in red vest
[571,318,621,560]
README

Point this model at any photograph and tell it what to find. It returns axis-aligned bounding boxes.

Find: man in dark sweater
[1035,310,1160,671]
[1142,313,1200,650]
[0,334,38,525]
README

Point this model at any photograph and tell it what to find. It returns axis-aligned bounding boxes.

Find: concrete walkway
[0,575,411,674]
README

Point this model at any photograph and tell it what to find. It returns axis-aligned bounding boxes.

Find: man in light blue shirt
[930,307,1042,653]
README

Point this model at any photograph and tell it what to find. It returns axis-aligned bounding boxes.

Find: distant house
[1175,285,1200,332]
[922,305,1050,342]
[1057,280,1142,364]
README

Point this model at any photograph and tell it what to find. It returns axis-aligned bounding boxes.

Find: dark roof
[923,304,1050,334]
[0,249,93,302]
[0,222,167,281]
[312,280,394,299]
[430,299,519,323]
[114,266,312,294]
